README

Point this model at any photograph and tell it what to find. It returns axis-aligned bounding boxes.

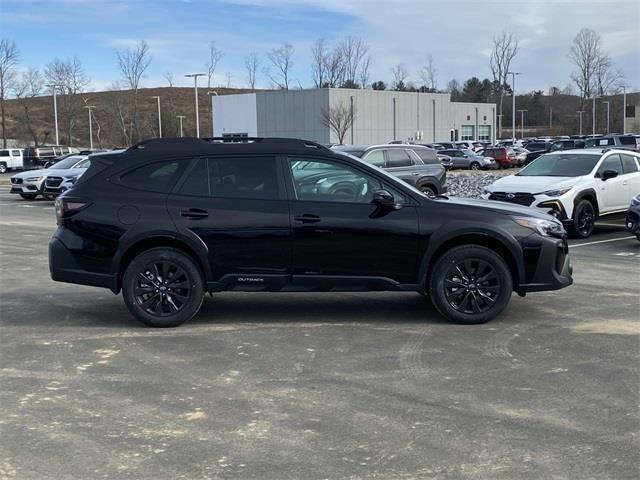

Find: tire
[122,247,205,328]
[0,163,7,173]
[469,162,480,170]
[420,184,436,197]
[428,245,512,324]
[19,193,37,200]
[570,200,596,239]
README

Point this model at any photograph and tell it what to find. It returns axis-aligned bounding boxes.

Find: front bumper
[518,236,573,293]
[49,233,118,292]
[9,179,44,194]
[626,208,639,235]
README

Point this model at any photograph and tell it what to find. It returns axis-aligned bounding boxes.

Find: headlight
[631,196,640,207]
[65,175,80,184]
[25,176,43,182]
[513,216,564,237]
[540,187,571,197]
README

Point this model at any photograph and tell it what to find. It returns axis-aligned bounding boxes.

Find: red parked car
[478,147,518,168]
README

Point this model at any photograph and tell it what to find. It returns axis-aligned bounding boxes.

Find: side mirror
[601,169,618,181]
[373,189,395,207]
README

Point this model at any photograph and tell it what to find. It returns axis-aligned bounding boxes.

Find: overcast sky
[2,0,638,93]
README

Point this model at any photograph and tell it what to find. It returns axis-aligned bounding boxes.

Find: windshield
[518,153,601,177]
[48,156,85,169]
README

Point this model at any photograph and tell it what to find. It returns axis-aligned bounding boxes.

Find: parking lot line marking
[570,236,636,248]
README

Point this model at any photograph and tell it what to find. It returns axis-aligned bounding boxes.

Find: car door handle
[294,214,321,224]
[180,208,209,219]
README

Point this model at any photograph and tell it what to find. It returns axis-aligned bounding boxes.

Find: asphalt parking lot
[1,184,639,480]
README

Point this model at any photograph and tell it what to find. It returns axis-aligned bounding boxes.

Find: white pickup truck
[0,149,24,173]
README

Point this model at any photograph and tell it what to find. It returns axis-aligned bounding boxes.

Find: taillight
[55,197,90,225]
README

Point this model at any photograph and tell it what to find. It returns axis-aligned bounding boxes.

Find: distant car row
[0,146,111,172]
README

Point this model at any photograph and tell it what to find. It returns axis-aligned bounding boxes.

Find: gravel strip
[445,168,520,198]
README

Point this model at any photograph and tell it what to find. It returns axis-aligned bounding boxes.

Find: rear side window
[620,136,636,145]
[620,154,639,173]
[178,157,279,200]
[386,149,412,167]
[121,160,182,193]
[0,151,8,157]
[413,148,439,164]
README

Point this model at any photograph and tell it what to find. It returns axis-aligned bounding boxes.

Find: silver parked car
[439,149,496,170]
[9,155,88,199]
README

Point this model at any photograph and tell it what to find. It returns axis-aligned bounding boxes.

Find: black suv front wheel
[429,245,512,324]
[122,248,205,327]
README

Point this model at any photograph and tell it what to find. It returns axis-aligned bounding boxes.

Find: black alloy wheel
[420,185,436,197]
[470,162,480,170]
[443,259,500,314]
[123,248,204,327]
[571,200,595,238]
[135,260,192,317]
[428,245,512,324]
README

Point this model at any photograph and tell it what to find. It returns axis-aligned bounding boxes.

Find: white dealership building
[212,88,497,145]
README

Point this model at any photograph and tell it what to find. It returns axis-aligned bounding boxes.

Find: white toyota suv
[482,149,640,238]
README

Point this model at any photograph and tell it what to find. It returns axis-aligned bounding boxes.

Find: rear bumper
[518,238,573,293]
[49,235,118,293]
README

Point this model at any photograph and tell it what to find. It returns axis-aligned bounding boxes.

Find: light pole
[576,110,585,136]
[84,105,96,150]
[496,114,504,140]
[517,109,528,139]
[602,100,610,134]
[622,85,627,134]
[176,115,185,137]
[207,90,218,137]
[151,96,162,138]
[591,95,597,136]
[549,107,553,130]
[185,73,205,137]
[507,71,520,142]
[46,84,60,145]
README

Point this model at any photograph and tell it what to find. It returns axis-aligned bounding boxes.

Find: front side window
[288,158,382,203]
[385,149,412,167]
[11,150,20,156]
[0,151,8,157]
[620,154,639,174]
[121,160,182,193]
[597,154,623,177]
[362,149,385,167]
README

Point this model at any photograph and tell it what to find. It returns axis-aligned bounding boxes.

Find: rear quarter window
[413,149,439,164]
[620,136,636,145]
[120,160,183,193]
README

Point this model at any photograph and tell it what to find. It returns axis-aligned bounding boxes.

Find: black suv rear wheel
[428,245,512,324]
[122,248,204,327]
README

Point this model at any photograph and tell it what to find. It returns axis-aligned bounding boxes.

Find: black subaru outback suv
[50,137,573,327]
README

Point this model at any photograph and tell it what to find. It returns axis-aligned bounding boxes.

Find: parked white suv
[482,149,640,238]
[9,155,88,200]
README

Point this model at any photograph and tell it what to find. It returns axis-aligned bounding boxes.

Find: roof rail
[127,137,330,151]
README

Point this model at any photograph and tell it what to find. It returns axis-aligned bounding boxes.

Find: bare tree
[594,52,623,95]
[265,43,294,90]
[325,47,345,88]
[568,28,601,101]
[14,68,49,146]
[391,64,409,91]
[489,32,519,124]
[107,82,131,147]
[244,52,259,89]
[417,54,437,91]
[116,40,151,143]
[321,102,356,144]
[163,71,174,87]
[311,38,328,88]
[225,71,233,88]
[358,56,371,89]
[0,39,20,147]
[340,36,370,87]
[44,56,90,145]
[206,41,223,89]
